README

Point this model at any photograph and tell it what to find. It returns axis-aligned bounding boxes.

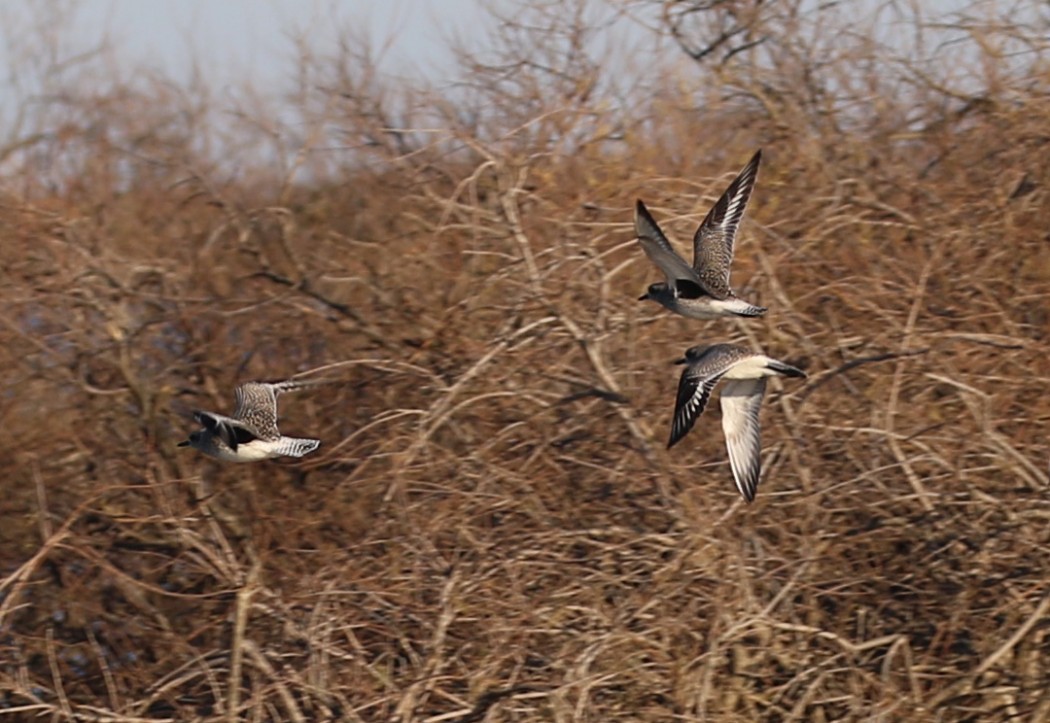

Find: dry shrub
[1,1,1048,721]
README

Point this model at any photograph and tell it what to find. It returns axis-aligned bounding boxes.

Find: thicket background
[1,1,1048,720]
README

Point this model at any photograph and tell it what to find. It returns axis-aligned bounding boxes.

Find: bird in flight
[667,343,805,502]
[178,379,322,462]
[636,150,766,320]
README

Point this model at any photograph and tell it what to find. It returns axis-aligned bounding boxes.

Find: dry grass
[1,1,1048,720]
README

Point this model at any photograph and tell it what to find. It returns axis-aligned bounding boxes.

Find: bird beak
[638,293,648,301]
[672,357,687,365]
[177,440,190,448]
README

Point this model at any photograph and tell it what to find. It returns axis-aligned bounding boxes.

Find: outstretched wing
[635,200,702,289]
[233,378,322,437]
[692,150,761,297]
[193,411,261,450]
[719,378,766,502]
[232,383,280,437]
[667,367,725,449]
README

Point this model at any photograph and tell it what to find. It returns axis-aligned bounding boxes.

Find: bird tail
[276,437,321,458]
[732,304,767,318]
[768,360,806,378]
[270,378,329,395]
[716,297,767,317]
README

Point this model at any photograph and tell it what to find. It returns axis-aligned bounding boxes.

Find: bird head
[178,431,202,448]
[639,282,665,301]
[674,344,711,365]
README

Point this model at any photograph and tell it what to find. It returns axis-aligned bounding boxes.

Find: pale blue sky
[0,0,990,102]
[75,0,477,87]
[0,0,1022,165]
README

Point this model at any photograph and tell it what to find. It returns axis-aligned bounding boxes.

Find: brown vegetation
[1,1,1048,720]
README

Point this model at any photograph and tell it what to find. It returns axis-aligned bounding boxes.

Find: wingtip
[634,199,656,225]
[736,476,758,503]
[743,149,762,173]
[738,149,762,184]
[666,423,686,449]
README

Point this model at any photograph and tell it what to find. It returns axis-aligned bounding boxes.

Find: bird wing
[719,378,766,502]
[231,383,280,438]
[667,366,725,449]
[233,378,322,438]
[193,411,262,450]
[635,200,703,291]
[692,150,761,297]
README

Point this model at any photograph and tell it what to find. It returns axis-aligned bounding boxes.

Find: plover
[636,150,766,319]
[667,343,805,502]
[178,379,322,462]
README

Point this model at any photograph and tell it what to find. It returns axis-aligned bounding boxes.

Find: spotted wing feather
[692,150,761,297]
[231,383,282,439]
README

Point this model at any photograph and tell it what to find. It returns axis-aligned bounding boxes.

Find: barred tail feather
[734,304,767,318]
[277,437,321,458]
[712,297,767,318]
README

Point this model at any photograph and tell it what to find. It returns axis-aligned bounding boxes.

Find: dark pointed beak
[673,357,687,365]
[638,293,648,301]
[177,440,190,448]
